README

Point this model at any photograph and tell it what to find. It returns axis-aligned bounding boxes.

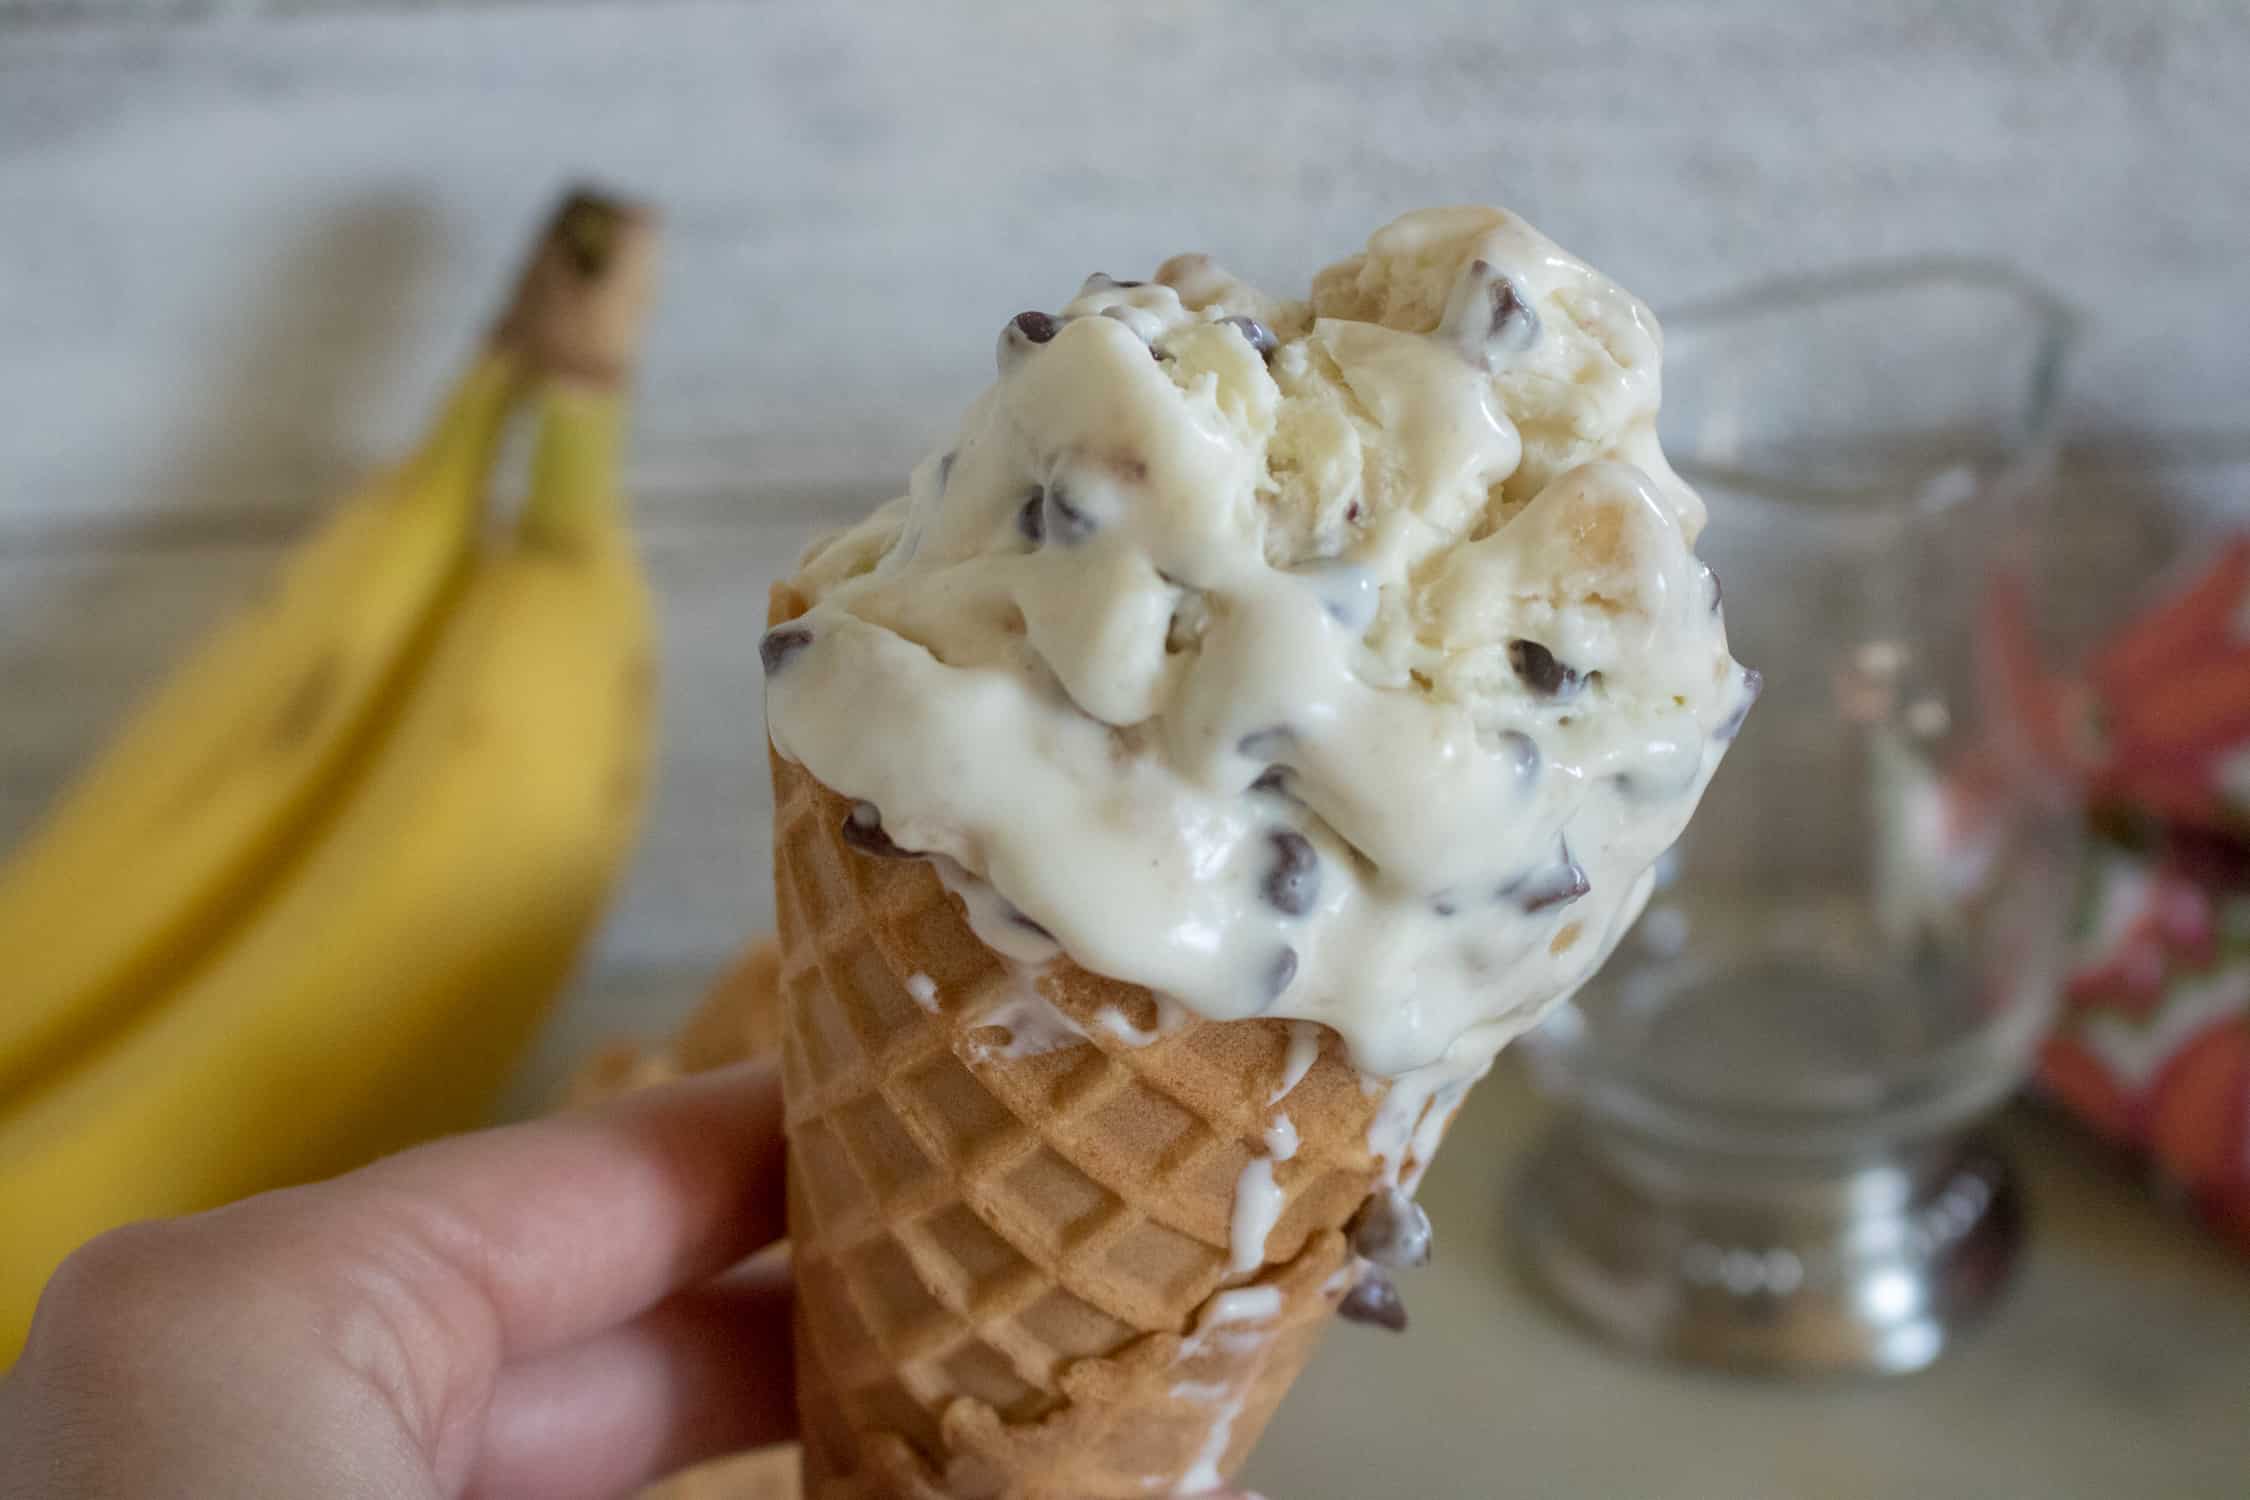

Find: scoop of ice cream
[763,205,1752,1078]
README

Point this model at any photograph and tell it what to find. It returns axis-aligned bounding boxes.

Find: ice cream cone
[753,207,1751,1493]
[772,732,1456,1497]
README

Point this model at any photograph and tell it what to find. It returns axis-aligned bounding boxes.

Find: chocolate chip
[1505,857,1589,913]
[1484,271,1538,348]
[1263,946,1299,1005]
[1347,1189,1433,1269]
[1338,1271,1408,1331]
[1218,314,1278,359]
[1249,765,1295,798]
[759,625,813,674]
[1508,640,1583,699]
[996,311,1066,372]
[1043,485,1098,545]
[1716,667,1762,742]
[1016,489,1047,544]
[1084,271,1145,290]
[1262,830,1321,917]
[1438,259,1541,372]
[1504,837,1588,910]
[840,802,914,859]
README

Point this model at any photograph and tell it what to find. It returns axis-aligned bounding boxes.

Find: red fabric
[2031,533,2250,1256]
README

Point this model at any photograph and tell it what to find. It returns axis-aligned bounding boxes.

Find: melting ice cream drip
[904,972,939,1011]
[966,973,1088,1060]
[1202,1285,1283,1336]
[1094,995,1186,1047]
[1228,1112,1302,1275]
[933,856,1063,966]
[1179,1395,1246,1495]
[1364,1027,1505,1190]
[1269,1021,1322,1104]
[1170,1284,1286,1492]
[1229,1157,1284,1275]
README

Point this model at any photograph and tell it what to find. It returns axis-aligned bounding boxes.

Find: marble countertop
[532,967,2250,1500]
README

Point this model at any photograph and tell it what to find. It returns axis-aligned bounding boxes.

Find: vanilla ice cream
[762,205,1754,1085]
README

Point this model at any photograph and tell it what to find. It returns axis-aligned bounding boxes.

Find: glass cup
[1511,263,2083,1375]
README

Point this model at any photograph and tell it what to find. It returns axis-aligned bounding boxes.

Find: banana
[0,193,660,1362]
[0,313,518,1107]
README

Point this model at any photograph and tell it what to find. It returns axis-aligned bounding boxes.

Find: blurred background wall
[3,0,2246,1047]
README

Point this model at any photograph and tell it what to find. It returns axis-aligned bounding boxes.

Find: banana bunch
[0,192,661,1360]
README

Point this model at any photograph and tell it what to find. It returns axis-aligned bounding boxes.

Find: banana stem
[493,187,660,392]
[520,384,625,552]
[405,187,655,496]
[505,188,655,552]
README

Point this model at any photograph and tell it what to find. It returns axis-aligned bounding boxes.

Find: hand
[0,1056,1278,1500]
[0,1062,792,1500]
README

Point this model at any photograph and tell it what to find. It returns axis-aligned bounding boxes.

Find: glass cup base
[1507,1119,2022,1377]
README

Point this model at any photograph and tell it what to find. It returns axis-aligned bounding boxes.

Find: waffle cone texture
[766,589,1461,1498]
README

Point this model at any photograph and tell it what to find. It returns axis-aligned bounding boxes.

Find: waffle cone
[775,747,1400,1498]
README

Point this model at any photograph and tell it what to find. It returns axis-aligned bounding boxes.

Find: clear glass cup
[1511,263,2083,1375]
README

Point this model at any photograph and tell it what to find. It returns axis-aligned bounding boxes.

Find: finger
[466,1255,795,1500]
[308,1056,789,1360]
[102,1058,788,1487]
[12,1059,789,1493]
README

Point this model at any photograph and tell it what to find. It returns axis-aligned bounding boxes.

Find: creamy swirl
[763,205,1753,1078]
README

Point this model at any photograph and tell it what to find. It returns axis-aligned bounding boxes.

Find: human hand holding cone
[757,207,1754,1495]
